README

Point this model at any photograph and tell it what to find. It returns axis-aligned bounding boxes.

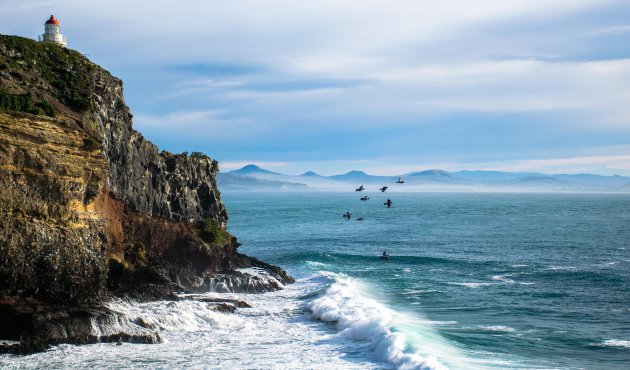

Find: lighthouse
[38,15,67,47]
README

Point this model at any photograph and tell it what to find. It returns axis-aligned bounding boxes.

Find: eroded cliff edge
[0,35,292,350]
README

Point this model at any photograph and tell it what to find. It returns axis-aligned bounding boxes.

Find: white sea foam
[546,266,576,271]
[421,320,458,325]
[1,280,382,369]
[403,289,438,295]
[595,261,619,268]
[103,297,233,333]
[450,282,493,288]
[477,325,516,333]
[598,339,630,349]
[491,275,516,284]
[306,260,329,268]
[0,274,498,369]
[309,275,472,369]
[511,264,529,268]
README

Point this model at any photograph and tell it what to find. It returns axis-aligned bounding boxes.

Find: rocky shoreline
[0,34,293,353]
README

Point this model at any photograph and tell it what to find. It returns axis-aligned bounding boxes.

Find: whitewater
[1,192,628,369]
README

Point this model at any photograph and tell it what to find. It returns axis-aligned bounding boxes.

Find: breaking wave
[308,273,471,369]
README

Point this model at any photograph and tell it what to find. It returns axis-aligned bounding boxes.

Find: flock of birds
[342,176,405,221]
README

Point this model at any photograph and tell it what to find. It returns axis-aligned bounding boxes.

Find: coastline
[0,34,293,353]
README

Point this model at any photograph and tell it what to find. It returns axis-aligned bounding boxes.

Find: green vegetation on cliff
[191,151,220,173]
[0,35,94,113]
[199,218,232,246]
[0,91,55,116]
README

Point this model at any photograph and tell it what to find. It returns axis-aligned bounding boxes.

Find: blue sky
[2,0,630,175]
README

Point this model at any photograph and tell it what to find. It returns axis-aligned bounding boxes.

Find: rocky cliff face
[0,35,292,350]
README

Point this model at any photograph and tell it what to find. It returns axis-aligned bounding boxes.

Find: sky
[2,0,630,176]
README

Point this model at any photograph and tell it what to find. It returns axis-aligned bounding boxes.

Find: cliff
[0,35,292,350]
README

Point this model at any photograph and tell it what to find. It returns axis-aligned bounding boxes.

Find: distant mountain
[407,170,451,177]
[218,173,307,190]
[329,170,391,183]
[453,170,541,182]
[512,176,564,185]
[300,171,323,177]
[454,170,630,186]
[228,164,281,176]
[405,169,456,182]
[551,173,630,187]
[219,164,630,192]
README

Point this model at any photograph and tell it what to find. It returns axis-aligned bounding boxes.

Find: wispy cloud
[477,154,630,174]
[246,152,630,176]
[586,24,630,36]
[3,0,630,175]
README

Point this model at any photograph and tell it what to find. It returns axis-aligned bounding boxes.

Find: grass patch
[198,218,231,245]
[0,35,95,112]
[0,91,56,117]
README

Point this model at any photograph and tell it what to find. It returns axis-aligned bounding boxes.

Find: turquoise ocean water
[2,192,628,369]
[226,191,630,369]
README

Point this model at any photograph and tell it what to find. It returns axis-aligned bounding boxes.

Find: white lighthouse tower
[38,15,67,47]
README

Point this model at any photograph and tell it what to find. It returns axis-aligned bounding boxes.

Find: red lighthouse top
[45,15,60,25]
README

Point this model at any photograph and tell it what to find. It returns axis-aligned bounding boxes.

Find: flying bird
[355,185,365,192]
[379,186,388,192]
[384,199,392,208]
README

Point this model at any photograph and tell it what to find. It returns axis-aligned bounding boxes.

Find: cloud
[254,152,630,176]
[479,154,630,174]
[3,0,630,175]
[132,109,265,143]
[586,24,630,36]
[134,110,225,128]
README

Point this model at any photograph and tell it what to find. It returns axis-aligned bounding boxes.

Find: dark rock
[211,303,237,313]
[0,35,293,351]
[0,300,161,353]
[190,296,252,308]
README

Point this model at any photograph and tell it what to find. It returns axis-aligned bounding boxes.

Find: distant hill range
[218,164,630,192]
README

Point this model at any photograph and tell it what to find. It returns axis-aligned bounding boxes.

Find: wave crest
[309,276,453,370]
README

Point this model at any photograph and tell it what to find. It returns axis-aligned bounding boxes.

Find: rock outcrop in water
[0,35,293,352]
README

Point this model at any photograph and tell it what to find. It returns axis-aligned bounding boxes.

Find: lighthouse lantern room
[38,15,67,47]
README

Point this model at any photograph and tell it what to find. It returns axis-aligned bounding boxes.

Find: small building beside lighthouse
[38,15,67,47]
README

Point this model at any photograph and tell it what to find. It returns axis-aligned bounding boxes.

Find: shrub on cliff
[82,136,100,151]
[190,151,209,160]
[198,218,231,246]
[190,152,219,173]
[0,91,56,117]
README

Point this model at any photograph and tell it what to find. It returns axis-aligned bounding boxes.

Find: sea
[1,192,629,369]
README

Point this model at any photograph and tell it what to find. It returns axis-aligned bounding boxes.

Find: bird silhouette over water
[379,186,388,192]
[396,177,404,184]
[343,211,352,220]
[384,199,392,208]
[360,196,369,201]
[355,185,365,192]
